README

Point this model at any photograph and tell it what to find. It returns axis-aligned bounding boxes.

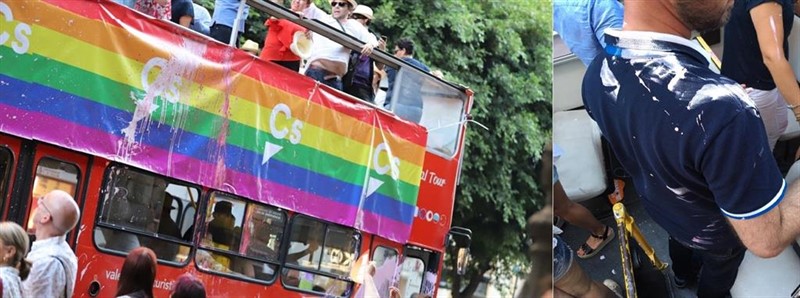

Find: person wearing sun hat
[241,39,261,56]
[301,0,380,90]
[342,4,385,102]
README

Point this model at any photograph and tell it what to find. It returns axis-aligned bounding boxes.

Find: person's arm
[728,180,800,258]
[302,3,332,22]
[591,0,624,49]
[350,23,378,55]
[750,2,800,118]
[702,106,800,258]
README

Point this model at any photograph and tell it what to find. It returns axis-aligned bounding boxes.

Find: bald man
[24,190,80,298]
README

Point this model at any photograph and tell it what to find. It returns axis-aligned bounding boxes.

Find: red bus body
[0,1,472,297]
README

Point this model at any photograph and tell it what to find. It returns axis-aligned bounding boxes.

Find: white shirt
[302,4,379,66]
[0,266,22,298]
[23,236,77,298]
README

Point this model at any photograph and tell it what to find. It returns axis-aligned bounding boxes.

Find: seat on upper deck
[553,54,608,203]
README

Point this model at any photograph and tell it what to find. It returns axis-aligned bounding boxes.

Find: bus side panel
[74,158,119,298]
[408,152,460,250]
[73,159,304,298]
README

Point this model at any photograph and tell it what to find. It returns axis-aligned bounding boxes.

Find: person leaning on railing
[301,0,379,91]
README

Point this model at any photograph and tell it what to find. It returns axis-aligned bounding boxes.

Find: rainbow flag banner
[0,0,426,243]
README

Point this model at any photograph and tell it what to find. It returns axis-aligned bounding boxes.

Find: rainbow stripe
[0,0,426,243]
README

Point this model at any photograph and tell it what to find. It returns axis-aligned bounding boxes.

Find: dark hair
[116,247,157,298]
[396,38,415,55]
[171,273,206,298]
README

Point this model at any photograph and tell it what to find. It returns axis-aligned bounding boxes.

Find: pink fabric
[134,0,171,20]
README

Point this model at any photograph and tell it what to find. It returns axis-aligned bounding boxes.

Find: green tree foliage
[199,0,552,296]
[359,1,552,296]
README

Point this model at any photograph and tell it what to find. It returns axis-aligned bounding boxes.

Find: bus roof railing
[244,0,470,93]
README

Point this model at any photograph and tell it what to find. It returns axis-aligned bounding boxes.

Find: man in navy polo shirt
[582,1,800,297]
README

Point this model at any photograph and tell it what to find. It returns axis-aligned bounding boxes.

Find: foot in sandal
[577,225,615,259]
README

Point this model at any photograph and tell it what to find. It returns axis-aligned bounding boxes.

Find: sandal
[577,225,615,259]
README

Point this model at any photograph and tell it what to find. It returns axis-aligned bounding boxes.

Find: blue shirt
[721,0,795,90]
[583,29,785,251]
[191,3,213,35]
[212,0,250,33]
[112,0,135,9]
[553,0,624,66]
[384,57,430,108]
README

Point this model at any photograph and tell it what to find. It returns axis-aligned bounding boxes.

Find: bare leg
[553,181,607,256]
[555,258,617,298]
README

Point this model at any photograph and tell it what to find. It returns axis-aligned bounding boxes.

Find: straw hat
[241,39,260,55]
[290,31,313,59]
[352,5,373,20]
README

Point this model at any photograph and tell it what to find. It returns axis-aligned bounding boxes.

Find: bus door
[0,134,24,221]
[361,235,402,297]
[15,142,90,246]
[399,246,440,298]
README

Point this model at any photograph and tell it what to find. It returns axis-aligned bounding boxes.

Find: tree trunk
[454,263,491,298]
[452,264,462,298]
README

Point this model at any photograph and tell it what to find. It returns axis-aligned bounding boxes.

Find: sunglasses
[331,1,350,8]
[38,197,55,222]
[350,14,366,20]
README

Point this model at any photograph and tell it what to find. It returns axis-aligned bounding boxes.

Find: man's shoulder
[614,54,751,110]
[404,58,429,71]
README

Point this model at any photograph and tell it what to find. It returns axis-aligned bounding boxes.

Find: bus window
[390,68,467,157]
[0,148,12,210]
[372,246,400,297]
[282,216,360,297]
[27,158,79,231]
[399,256,425,298]
[94,166,197,264]
[195,192,285,284]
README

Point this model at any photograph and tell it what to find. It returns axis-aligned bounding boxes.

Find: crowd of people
[113,0,439,116]
[552,0,800,297]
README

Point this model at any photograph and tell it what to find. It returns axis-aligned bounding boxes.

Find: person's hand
[389,287,401,298]
[304,30,313,41]
[378,38,387,51]
[793,107,800,123]
[360,43,374,56]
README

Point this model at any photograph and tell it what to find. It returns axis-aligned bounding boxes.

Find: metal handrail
[612,203,668,298]
[244,0,469,93]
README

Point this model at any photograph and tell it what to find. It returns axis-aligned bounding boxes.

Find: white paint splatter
[600,58,620,99]
[666,186,689,195]
[118,36,207,161]
[687,83,756,112]
[691,236,713,246]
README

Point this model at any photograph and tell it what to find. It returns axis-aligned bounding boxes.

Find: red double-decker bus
[0,0,473,297]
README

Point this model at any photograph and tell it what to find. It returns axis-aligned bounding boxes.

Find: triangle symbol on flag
[262,141,283,165]
[366,176,384,197]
